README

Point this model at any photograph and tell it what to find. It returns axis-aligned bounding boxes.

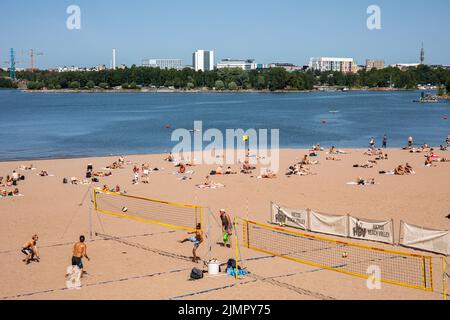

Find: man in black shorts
[70,235,90,277]
[22,234,40,264]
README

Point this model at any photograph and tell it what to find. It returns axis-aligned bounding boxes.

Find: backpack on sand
[190,267,204,280]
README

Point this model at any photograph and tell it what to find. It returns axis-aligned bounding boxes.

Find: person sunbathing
[178,164,186,174]
[425,156,433,167]
[225,167,237,175]
[38,170,49,177]
[394,165,405,175]
[354,162,374,169]
[440,145,448,151]
[204,176,212,186]
[300,155,310,165]
[215,166,223,175]
[326,156,341,161]
[405,163,414,174]
[357,177,375,185]
[102,185,109,192]
[311,144,323,151]
[165,152,175,162]
[261,170,277,179]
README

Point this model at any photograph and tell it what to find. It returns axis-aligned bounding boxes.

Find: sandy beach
[1,148,449,300]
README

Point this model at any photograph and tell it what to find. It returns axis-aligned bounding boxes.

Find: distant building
[193,50,214,72]
[268,63,303,72]
[309,57,358,73]
[365,59,385,71]
[142,59,183,70]
[216,59,257,71]
[389,63,420,71]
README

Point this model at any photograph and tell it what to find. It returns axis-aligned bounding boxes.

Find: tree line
[3,64,450,92]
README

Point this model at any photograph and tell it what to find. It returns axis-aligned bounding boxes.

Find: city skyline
[1,0,450,69]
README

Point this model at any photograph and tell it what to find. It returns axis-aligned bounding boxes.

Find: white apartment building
[309,57,358,73]
[216,59,257,71]
[193,50,214,72]
[142,59,183,70]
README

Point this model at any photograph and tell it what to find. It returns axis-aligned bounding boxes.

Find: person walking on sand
[179,223,204,263]
[69,235,90,278]
[22,234,40,264]
[220,209,233,248]
[369,137,375,150]
[382,134,387,149]
[408,136,413,148]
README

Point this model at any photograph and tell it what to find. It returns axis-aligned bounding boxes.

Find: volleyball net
[241,219,433,292]
[93,189,203,232]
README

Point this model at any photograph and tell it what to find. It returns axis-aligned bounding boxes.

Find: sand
[0,148,449,300]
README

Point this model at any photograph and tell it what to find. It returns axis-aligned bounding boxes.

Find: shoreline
[1,145,446,163]
[17,87,421,94]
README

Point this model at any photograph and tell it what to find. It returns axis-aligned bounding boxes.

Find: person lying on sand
[164,152,175,162]
[102,185,109,192]
[311,144,323,152]
[241,160,256,174]
[405,163,414,174]
[67,236,90,278]
[225,167,237,175]
[260,169,277,179]
[353,162,374,169]
[22,235,40,265]
[326,156,342,161]
[179,223,204,263]
[93,171,112,177]
[20,164,35,171]
[440,145,448,151]
[394,165,406,175]
[328,146,347,155]
[357,177,376,186]
[425,156,433,167]
[0,189,19,197]
[210,166,223,175]
[118,156,125,165]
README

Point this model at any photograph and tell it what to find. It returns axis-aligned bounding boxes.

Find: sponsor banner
[271,203,308,230]
[401,222,450,256]
[309,211,348,237]
[349,217,394,244]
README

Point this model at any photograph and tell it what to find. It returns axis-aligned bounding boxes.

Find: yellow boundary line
[241,219,433,292]
[95,188,202,209]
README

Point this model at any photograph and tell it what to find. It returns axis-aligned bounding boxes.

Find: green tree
[186,82,195,90]
[215,80,225,90]
[86,80,95,89]
[227,81,238,90]
[122,83,129,89]
[69,81,81,89]
[446,76,450,94]
[99,82,109,89]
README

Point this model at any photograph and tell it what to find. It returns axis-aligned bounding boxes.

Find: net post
[443,256,447,300]
[421,257,427,290]
[89,186,93,240]
[234,217,239,280]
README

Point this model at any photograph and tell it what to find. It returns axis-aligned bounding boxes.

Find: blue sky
[1,0,449,69]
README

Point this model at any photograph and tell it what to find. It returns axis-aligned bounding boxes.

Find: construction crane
[20,49,44,71]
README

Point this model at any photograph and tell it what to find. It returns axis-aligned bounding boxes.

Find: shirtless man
[179,224,204,263]
[22,235,40,264]
[70,236,90,277]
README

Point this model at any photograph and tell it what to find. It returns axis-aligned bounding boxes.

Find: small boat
[414,92,439,103]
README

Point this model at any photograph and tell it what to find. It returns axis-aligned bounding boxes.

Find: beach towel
[196,183,225,189]
[226,267,250,277]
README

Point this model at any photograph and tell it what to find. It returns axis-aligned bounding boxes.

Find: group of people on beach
[0,170,25,198]
[21,234,90,281]
[179,209,233,263]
